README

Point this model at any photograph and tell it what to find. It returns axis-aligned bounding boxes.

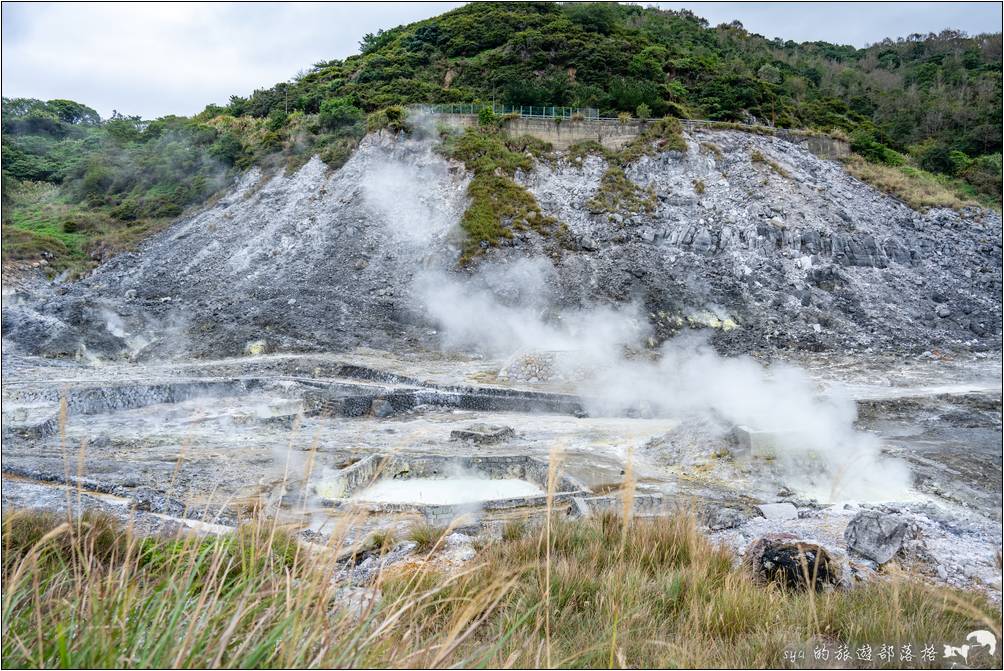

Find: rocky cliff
[3,125,1001,360]
[518,127,1001,354]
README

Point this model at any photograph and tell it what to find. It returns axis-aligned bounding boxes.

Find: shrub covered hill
[2,2,1002,275]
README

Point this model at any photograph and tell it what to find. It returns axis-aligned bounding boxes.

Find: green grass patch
[750,149,790,179]
[583,117,684,217]
[699,141,723,160]
[2,201,174,277]
[587,166,656,215]
[566,139,615,163]
[407,523,448,553]
[443,126,558,262]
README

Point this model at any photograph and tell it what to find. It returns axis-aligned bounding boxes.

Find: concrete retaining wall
[432,113,850,159]
[572,493,667,518]
[6,379,264,416]
[777,130,851,160]
[435,114,646,150]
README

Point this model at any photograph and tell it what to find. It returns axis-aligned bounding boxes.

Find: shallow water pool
[350,477,544,505]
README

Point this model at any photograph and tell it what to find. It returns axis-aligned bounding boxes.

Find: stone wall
[434,114,645,150]
[432,113,851,159]
[777,130,851,160]
[316,455,591,524]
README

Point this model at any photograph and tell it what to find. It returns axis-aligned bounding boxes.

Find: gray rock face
[518,129,1002,355]
[705,506,745,530]
[3,131,470,360]
[3,127,1000,359]
[844,509,910,564]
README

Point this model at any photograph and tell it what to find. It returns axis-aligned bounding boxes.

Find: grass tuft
[407,523,447,553]
[368,528,397,553]
[2,507,999,668]
[699,141,723,160]
[585,117,685,217]
[501,519,529,543]
[442,126,558,262]
[750,149,790,179]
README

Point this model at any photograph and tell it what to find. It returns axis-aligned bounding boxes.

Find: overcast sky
[2,2,1000,120]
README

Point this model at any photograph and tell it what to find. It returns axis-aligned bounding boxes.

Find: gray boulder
[757,502,798,520]
[704,506,745,530]
[449,423,515,444]
[843,510,910,564]
[370,399,395,418]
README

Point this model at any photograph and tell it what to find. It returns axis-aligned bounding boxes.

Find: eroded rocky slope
[3,125,1001,360]
[516,128,1001,354]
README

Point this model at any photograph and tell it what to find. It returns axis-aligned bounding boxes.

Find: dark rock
[743,533,841,590]
[692,228,714,253]
[704,506,744,530]
[883,238,912,264]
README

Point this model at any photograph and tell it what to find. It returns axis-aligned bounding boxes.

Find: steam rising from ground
[352,128,912,504]
[414,258,646,359]
[362,160,459,246]
[415,257,913,504]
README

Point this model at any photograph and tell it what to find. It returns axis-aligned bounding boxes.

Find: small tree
[319,97,363,134]
[636,103,651,120]
[478,105,498,128]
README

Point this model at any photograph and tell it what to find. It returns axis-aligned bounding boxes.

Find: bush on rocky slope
[581,117,685,217]
[843,154,994,210]
[442,124,559,262]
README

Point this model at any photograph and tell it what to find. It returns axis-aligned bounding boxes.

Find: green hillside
[3,2,1001,274]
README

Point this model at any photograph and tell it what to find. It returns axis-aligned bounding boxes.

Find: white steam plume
[356,126,913,504]
[415,258,912,504]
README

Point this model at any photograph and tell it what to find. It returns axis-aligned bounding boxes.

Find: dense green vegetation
[241,2,1000,197]
[2,100,238,274]
[3,2,1001,273]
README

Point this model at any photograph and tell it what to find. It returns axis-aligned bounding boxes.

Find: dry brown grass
[843,155,981,211]
[4,409,997,668]
[2,502,999,669]
[750,149,790,179]
[699,141,723,160]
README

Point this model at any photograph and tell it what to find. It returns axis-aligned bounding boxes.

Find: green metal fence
[412,103,601,119]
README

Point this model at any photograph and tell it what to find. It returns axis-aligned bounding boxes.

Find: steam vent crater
[2,121,1001,602]
[316,455,589,523]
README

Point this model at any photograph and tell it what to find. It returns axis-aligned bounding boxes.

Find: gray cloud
[2,2,1000,120]
[1,2,463,119]
[652,2,1002,46]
